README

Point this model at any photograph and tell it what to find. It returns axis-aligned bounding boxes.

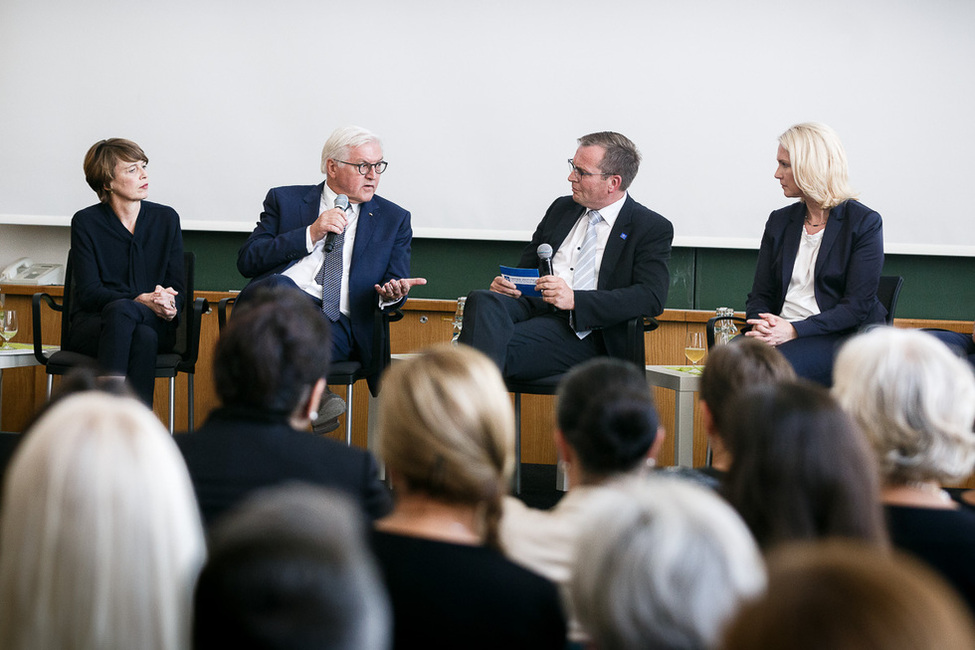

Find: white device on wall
[0,257,65,285]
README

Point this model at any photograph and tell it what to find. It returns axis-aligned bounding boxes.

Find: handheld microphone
[537,243,554,277]
[323,194,350,253]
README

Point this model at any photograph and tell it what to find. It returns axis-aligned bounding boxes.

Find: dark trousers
[68,300,176,406]
[927,329,975,367]
[776,332,847,387]
[236,275,356,363]
[456,289,605,381]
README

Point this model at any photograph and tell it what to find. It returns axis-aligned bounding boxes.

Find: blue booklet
[499,265,541,297]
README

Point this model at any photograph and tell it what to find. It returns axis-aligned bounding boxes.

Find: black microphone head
[335,194,350,210]
[537,243,553,261]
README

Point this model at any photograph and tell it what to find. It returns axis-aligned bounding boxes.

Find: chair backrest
[171,251,195,357]
[877,275,904,325]
[706,315,749,349]
[59,251,77,344]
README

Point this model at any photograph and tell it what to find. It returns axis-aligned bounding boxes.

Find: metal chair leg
[513,392,522,494]
[167,377,175,434]
[344,382,354,446]
[187,373,195,433]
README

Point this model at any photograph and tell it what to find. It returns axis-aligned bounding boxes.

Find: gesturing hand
[375,277,428,302]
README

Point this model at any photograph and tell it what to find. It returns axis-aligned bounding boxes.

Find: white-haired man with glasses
[237,126,425,429]
[458,131,673,380]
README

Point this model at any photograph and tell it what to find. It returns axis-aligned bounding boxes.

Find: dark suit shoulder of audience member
[176,287,390,528]
[371,529,565,650]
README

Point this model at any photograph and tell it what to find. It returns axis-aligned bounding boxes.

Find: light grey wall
[1,0,974,254]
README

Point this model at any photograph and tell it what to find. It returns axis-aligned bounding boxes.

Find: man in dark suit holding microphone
[458,131,672,379]
[237,126,425,427]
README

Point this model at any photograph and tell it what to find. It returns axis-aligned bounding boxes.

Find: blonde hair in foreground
[0,393,206,650]
[378,344,514,548]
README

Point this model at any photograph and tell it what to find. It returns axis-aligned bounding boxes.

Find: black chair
[218,297,402,445]
[877,275,904,325]
[706,314,749,349]
[506,315,659,494]
[32,251,208,433]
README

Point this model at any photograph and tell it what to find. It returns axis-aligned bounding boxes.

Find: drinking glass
[684,331,705,370]
[0,310,18,349]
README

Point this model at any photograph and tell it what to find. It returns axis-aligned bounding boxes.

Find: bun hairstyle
[557,358,660,479]
[378,344,514,549]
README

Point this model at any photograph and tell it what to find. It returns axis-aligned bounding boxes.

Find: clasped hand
[137,285,179,321]
[490,274,575,311]
[744,312,797,346]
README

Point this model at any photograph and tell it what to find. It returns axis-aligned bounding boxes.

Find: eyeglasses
[337,160,388,175]
[567,159,611,178]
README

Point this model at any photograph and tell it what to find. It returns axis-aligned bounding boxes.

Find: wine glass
[684,331,705,371]
[0,310,18,349]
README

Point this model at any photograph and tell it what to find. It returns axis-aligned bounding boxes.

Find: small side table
[645,365,702,468]
[0,343,57,432]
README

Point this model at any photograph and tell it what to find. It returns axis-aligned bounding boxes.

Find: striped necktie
[572,210,602,338]
[316,205,349,321]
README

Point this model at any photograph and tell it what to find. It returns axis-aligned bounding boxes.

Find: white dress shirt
[282,185,359,317]
[551,193,626,288]
[780,228,824,321]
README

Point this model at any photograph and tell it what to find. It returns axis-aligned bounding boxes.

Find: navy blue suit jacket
[176,407,392,528]
[518,195,673,358]
[237,183,412,373]
[746,200,886,337]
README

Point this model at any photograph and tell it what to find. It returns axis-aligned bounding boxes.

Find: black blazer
[176,407,392,528]
[517,195,673,358]
[746,200,885,336]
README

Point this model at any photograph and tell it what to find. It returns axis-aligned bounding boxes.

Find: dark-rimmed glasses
[337,160,388,175]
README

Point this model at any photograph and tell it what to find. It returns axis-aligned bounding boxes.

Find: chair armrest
[31,292,62,366]
[705,315,750,348]
[626,315,659,371]
[180,297,209,370]
[217,296,236,332]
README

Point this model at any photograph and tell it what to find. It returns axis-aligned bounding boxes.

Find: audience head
[699,338,795,439]
[577,131,641,191]
[0,393,205,650]
[556,358,661,483]
[320,125,382,174]
[723,380,887,549]
[378,344,514,548]
[778,122,856,209]
[194,484,390,650]
[833,327,975,486]
[83,137,149,202]
[215,287,331,419]
[723,540,975,650]
[571,478,765,650]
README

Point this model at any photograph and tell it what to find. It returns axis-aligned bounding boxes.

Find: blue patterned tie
[572,210,602,338]
[316,210,347,321]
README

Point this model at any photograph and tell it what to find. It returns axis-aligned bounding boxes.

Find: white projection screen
[1,0,974,255]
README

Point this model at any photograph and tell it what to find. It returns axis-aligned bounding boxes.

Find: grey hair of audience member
[193,484,390,650]
[570,478,765,650]
[0,393,206,650]
[833,327,975,485]
[321,125,382,173]
[724,540,975,650]
[556,358,660,481]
